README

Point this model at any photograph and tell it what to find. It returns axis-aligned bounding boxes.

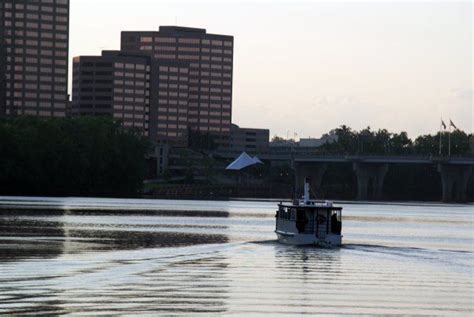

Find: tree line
[275,125,473,156]
[269,126,474,201]
[1,118,472,200]
[0,116,150,197]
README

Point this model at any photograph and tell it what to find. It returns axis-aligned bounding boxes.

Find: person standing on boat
[296,209,308,233]
[331,212,341,235]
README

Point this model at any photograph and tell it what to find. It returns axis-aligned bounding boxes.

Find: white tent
[252,156,263,164]
[226,152,263,170]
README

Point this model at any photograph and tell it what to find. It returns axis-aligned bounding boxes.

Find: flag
[441,119,447,130]
[449,120,457,130]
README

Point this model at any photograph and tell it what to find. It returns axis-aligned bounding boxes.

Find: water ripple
[0,199,472,315]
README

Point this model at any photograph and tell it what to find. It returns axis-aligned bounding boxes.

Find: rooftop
[121,25,233,39]
[159,26,207,34]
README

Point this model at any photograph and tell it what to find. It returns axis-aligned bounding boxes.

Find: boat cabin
[275,178,343,246]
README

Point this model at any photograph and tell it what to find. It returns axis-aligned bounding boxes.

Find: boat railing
[298,200,334,207]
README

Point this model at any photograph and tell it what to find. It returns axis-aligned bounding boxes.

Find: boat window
[278,208,290,220]
[290,209,296,221]
[331,210,342,234]
[277,206,284,218]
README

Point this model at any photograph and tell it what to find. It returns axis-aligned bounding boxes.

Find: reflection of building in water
[61,208,230,251]
[0,207,231,257]
[0,210,66,261]
[0,207,232,257]
[58,209,231,315]
[0,208,232,315]
[0,210,67,315]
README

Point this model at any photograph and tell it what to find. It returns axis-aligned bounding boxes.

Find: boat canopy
[279,204,343,211]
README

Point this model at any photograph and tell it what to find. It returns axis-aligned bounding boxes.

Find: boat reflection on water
[274,244,342,274]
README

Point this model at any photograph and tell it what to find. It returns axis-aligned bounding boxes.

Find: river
[0,197,472,315]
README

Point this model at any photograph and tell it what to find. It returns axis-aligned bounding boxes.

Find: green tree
[321,125,357,154]
[448,130,471,155]
[413,131,470,156]
[271,135,285,142]
[389,132,413,154]
[0,116,150,197]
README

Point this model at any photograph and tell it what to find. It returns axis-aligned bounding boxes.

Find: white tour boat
[275,178,343,247]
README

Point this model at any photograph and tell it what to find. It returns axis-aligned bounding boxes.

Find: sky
[70,0,473,139]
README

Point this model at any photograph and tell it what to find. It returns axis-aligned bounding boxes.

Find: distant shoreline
[230,197,474,207]
[0,196,471,213]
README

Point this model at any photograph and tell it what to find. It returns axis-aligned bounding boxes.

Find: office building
[72,51,190,146]
[121,26,234,145]
[0,2,5,114]
[0,0,70,117]
[230,124,269,153]
[72,52,151,135]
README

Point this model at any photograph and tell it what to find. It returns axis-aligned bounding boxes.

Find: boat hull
[275,230,342,247]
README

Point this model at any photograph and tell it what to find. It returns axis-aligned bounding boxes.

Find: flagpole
[439,119,442,156]
[448,130,451,157]
[448,119,452,157]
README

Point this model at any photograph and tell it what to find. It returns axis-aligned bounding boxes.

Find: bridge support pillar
[438,164,473,202]
[295,163,328,198]
[353,163,388,200]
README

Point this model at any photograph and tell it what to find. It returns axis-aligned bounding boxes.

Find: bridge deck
[216,152,474,165]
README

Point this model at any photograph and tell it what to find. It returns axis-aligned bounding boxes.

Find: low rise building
[229,124,269,153]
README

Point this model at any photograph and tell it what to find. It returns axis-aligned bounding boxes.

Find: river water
[0,197,472,316]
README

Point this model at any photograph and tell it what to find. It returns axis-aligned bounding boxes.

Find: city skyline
[72,26,234,147]
[69,0,473,138]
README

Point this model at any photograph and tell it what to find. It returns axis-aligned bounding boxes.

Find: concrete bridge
[217,151,474,202]
[292,156,473,202]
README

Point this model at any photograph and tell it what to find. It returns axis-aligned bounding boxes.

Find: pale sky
[70,0,473,139]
